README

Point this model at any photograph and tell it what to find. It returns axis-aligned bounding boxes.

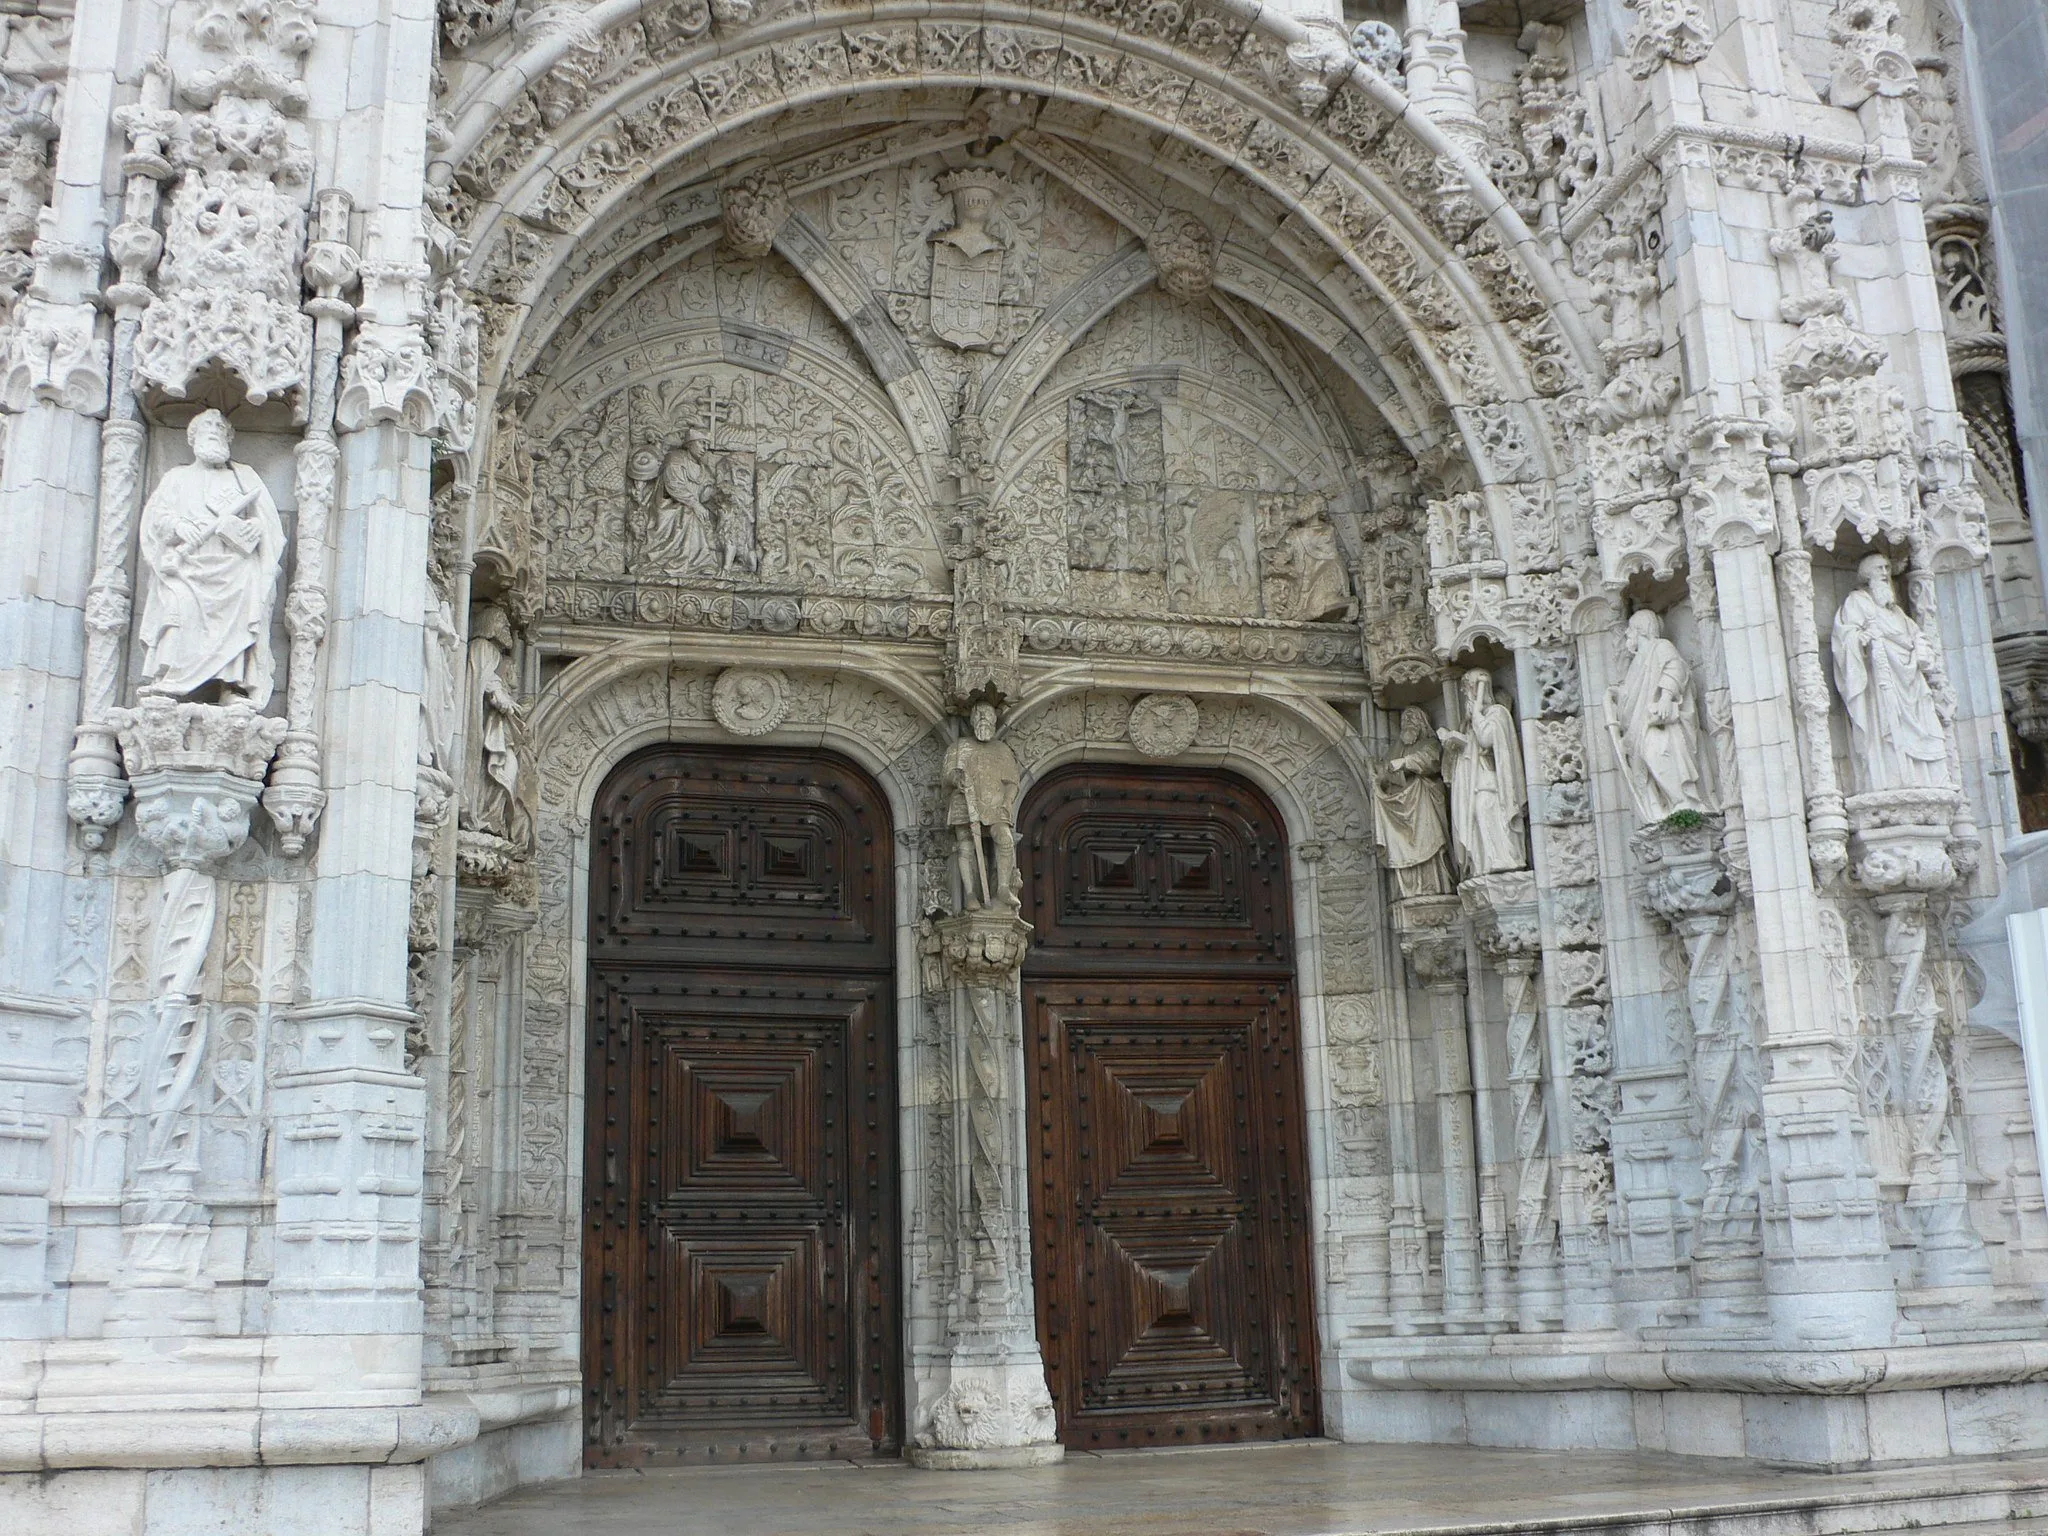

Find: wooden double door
[582,746,899,1465]
[1020,764,1321,1450]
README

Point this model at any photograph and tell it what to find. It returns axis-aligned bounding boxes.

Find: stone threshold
[429,1442,2048,1536]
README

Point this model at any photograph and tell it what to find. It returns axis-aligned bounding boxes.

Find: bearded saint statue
[1830,553,1953,796]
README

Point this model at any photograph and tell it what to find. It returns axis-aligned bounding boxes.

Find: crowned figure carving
[930,166,1008,351]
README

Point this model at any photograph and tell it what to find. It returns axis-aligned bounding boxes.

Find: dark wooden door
[1021,765,1320,1451]
[583,746,900,1465]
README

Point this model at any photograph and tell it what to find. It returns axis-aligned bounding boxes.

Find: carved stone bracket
[934,909,1032,990]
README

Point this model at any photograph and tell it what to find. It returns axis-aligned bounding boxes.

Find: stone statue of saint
[943,700,1021,911]
[1831,553,1953,795]
[136,409,285,703]
[1606,609,1708,824]
[461,603,529,847]
[1372,705,1453,898]
[1439,669,1527,877]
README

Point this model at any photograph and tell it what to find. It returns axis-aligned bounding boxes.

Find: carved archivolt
[440,1,1593,459]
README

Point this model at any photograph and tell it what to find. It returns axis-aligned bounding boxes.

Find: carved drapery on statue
[1371,706,1454,898]
[1832,554,1955,798]
[1440,669,1528,877]
[135,411,285,704]
[1606,609,1708,824]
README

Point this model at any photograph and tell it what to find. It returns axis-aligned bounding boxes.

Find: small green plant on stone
[1664,808,1706,831]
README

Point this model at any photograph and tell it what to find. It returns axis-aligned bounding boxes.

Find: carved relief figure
[626,428,719,576]
[1067,388,1165,575]
[1372,706,1454,898]
[136,410,285,703]
[1831,553,1953,795]
[944,701,1021,911]
[461,603,528,848]
[1440,669,1528,877]
[1606,609,1708,823]
[1261,492,1354,621]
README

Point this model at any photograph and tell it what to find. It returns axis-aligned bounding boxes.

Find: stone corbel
[335,318,436,434]
[718,164,788,260]
[1620,0,1712,79]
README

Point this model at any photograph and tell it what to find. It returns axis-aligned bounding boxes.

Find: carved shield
[930,242,1003,349]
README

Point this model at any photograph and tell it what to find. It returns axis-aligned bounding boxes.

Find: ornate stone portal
[0,0,2045,1526]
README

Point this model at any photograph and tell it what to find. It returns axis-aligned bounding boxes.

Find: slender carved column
[1771,540,1850,884]
[262,187,357,855]
[64,63,170,846]
[911,909,1062,1470]
[1396,895,1483,1331]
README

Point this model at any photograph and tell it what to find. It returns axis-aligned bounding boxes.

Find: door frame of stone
[523,654,1392,1448]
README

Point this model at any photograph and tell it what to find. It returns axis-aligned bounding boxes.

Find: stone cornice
[1562,121,1927,245]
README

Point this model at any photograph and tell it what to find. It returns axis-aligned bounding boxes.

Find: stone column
[1683,416,1899,1347]
[1637,816,1767,1331]
[1468,872,1561,1332]
[1395,895,1483,1331]
[909,908,1062,1469]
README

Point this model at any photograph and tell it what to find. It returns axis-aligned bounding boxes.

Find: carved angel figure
[1439,669,1528,877]
[943,701,1021,911]
[1831,553,1953,795]
[136,410,285,703]
[1372,706,1453,898]
[1606,609,1708,823]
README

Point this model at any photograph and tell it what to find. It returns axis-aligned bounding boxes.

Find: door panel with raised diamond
[1022,765,1319,1450]
[584,747,898,1466]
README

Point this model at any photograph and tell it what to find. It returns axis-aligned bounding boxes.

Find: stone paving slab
[433,1441,2048,1536]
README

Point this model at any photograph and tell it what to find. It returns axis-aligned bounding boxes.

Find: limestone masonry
[2,0,2048,1527]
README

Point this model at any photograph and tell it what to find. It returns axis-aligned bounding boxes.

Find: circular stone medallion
[1127,693,1200,758]
[712,667,791,737]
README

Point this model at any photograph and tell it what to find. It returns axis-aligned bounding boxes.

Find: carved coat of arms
[929,167,1008,351]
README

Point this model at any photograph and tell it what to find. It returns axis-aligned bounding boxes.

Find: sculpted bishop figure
[1371,705,1453,898]
[1831,553,1953,796]
[136,410,285,703]
[1439,669,1528,878]
[1607,609,1708,824]
[944,701,1021,911]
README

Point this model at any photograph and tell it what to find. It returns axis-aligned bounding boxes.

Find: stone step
[1369,1473,2048,1536]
